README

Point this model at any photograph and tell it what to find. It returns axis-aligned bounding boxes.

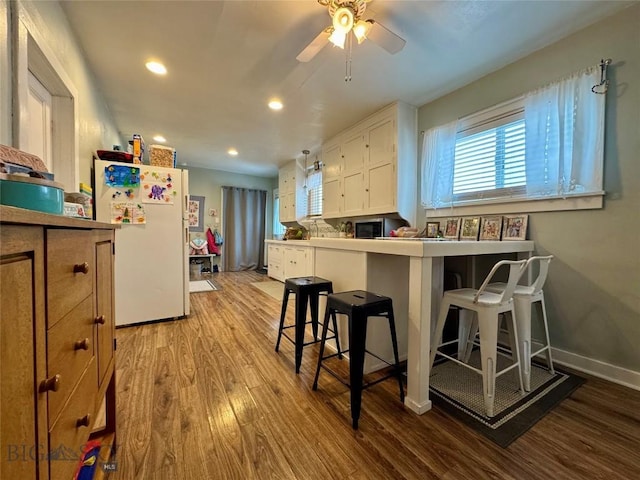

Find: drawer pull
[95,315,106,325]
[39,374,61,393]
[73,262,90,274]
[76,414,91,428]
[74,338,90,351]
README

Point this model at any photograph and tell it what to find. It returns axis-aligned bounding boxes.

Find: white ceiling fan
[296,0,406,63]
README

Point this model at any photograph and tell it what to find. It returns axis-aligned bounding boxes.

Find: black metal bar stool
[275,276,342,373]
[312,290,404,429]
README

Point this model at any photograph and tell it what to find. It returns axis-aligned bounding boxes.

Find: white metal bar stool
[483,255,555,391]
[430,259,527,417]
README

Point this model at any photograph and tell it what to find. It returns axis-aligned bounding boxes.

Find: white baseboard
[549,346,640,391]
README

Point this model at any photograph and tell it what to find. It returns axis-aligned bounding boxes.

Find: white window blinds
[421,65,605,210]
[306,169,322,216]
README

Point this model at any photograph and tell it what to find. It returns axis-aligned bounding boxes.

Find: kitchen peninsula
[308,237,535,414]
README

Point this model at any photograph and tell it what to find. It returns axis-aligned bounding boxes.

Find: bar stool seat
[312,290,404,429]
[275,276,341,373]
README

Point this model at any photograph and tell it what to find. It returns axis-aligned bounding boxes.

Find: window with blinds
[421,66,605,213]
[453,111,526,202]
[272,190,285,237]
[306,169,323,216]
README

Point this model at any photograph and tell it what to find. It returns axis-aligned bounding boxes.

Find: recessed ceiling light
[145,61,167,75]
[268,99,283,111]
[153,135,166,143]
[228,148,238,156]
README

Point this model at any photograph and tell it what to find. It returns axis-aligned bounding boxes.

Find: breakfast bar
[309,237,535,414]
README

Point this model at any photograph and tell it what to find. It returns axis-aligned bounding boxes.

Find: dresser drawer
[48,358,97,480]
[47,229,93,328]
[47,296,95,426]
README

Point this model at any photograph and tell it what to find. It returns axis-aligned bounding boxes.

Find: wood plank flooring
[110,271,640,479]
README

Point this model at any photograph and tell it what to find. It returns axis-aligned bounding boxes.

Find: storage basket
[149,144,176,167]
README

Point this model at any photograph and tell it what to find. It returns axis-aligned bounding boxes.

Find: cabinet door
[366,116,395,166]
[366,161,396,213]
[285,247,310,279]
[279,191,296,223]
[95,231,114,389]
[342,130,365,174]
[278,163,296,194]
[1,226,48,480]
[321,142,342,179]
[343,170,365,216]
[322,177,342,218]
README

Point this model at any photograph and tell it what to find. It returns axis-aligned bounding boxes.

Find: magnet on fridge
[209,209,217,216]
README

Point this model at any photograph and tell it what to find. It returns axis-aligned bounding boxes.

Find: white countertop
[309,237,534,257]
[265,239,312,246]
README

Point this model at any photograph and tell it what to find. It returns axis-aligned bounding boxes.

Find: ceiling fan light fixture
[328,28,346,49]
[353,19,373,44]
[332,6,354,34]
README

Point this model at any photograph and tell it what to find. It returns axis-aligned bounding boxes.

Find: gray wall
[186,166,277,241]
[417,5,640,374]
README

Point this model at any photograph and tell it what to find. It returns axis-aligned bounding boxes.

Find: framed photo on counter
[460,217,481,240]
[442,217,462,240]
[479,216,503,241]
[426,222,440,238]
[502,214,528,240]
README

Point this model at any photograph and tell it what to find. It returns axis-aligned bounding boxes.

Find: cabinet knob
[39,374,61,393]
[366,144,369,148]
[95,315,106,325]
[76,414,91,428]
[365,188,369,192]
[73,262,90,274]
[74,338,90,351]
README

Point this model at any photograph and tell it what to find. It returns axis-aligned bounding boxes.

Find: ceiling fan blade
[296,28,331,63]
[366,20,406,55]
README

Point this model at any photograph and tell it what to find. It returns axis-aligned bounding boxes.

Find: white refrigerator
[93,159,190,326]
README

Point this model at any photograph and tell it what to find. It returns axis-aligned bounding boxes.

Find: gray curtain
[221,187,266,272]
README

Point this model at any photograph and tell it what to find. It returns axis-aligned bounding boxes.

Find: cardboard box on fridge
[132,134,145,164]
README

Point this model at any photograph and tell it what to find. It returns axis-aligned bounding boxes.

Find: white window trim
[14,2,79,191]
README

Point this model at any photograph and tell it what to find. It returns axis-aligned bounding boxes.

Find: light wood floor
[111,271,640,480]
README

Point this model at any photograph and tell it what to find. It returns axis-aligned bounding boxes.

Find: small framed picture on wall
[442,217,462,240]
[460,217,481,240]
[502,214,529,240]
[479,216,503,241]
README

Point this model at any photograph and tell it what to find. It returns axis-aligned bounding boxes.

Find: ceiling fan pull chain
[345,32,353,82]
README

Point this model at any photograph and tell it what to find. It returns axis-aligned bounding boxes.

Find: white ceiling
[59,0,630,177]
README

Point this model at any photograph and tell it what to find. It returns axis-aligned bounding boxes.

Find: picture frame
[460,217,481,240]
[479,216,503,241]
[442,217,462,240]
[188,195,205,232]
[502,214,529,241]
[426,222,440,238]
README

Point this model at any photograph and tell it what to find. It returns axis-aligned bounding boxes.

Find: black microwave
[354,218,406,239]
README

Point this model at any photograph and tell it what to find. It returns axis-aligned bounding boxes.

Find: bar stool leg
[349,312,368,429]
[387,310,405,402]
[294,291,309,374]
[331,311,343,359]
[309,290,320,341]
[275,288,290,352]
[312,306,332,390]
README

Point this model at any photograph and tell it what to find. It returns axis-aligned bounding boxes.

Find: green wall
[417,5,640,376]
[186,166,277,240]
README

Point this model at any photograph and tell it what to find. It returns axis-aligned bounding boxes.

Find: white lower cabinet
[267,243,313,281]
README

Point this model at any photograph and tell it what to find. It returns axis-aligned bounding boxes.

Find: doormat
[429,352,585,448]
[189,280,217,293]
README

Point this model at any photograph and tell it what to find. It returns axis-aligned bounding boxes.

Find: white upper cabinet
[321,102,417,225]
[278,159,305,223]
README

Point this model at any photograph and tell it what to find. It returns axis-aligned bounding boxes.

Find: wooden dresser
[1,205,117,479]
